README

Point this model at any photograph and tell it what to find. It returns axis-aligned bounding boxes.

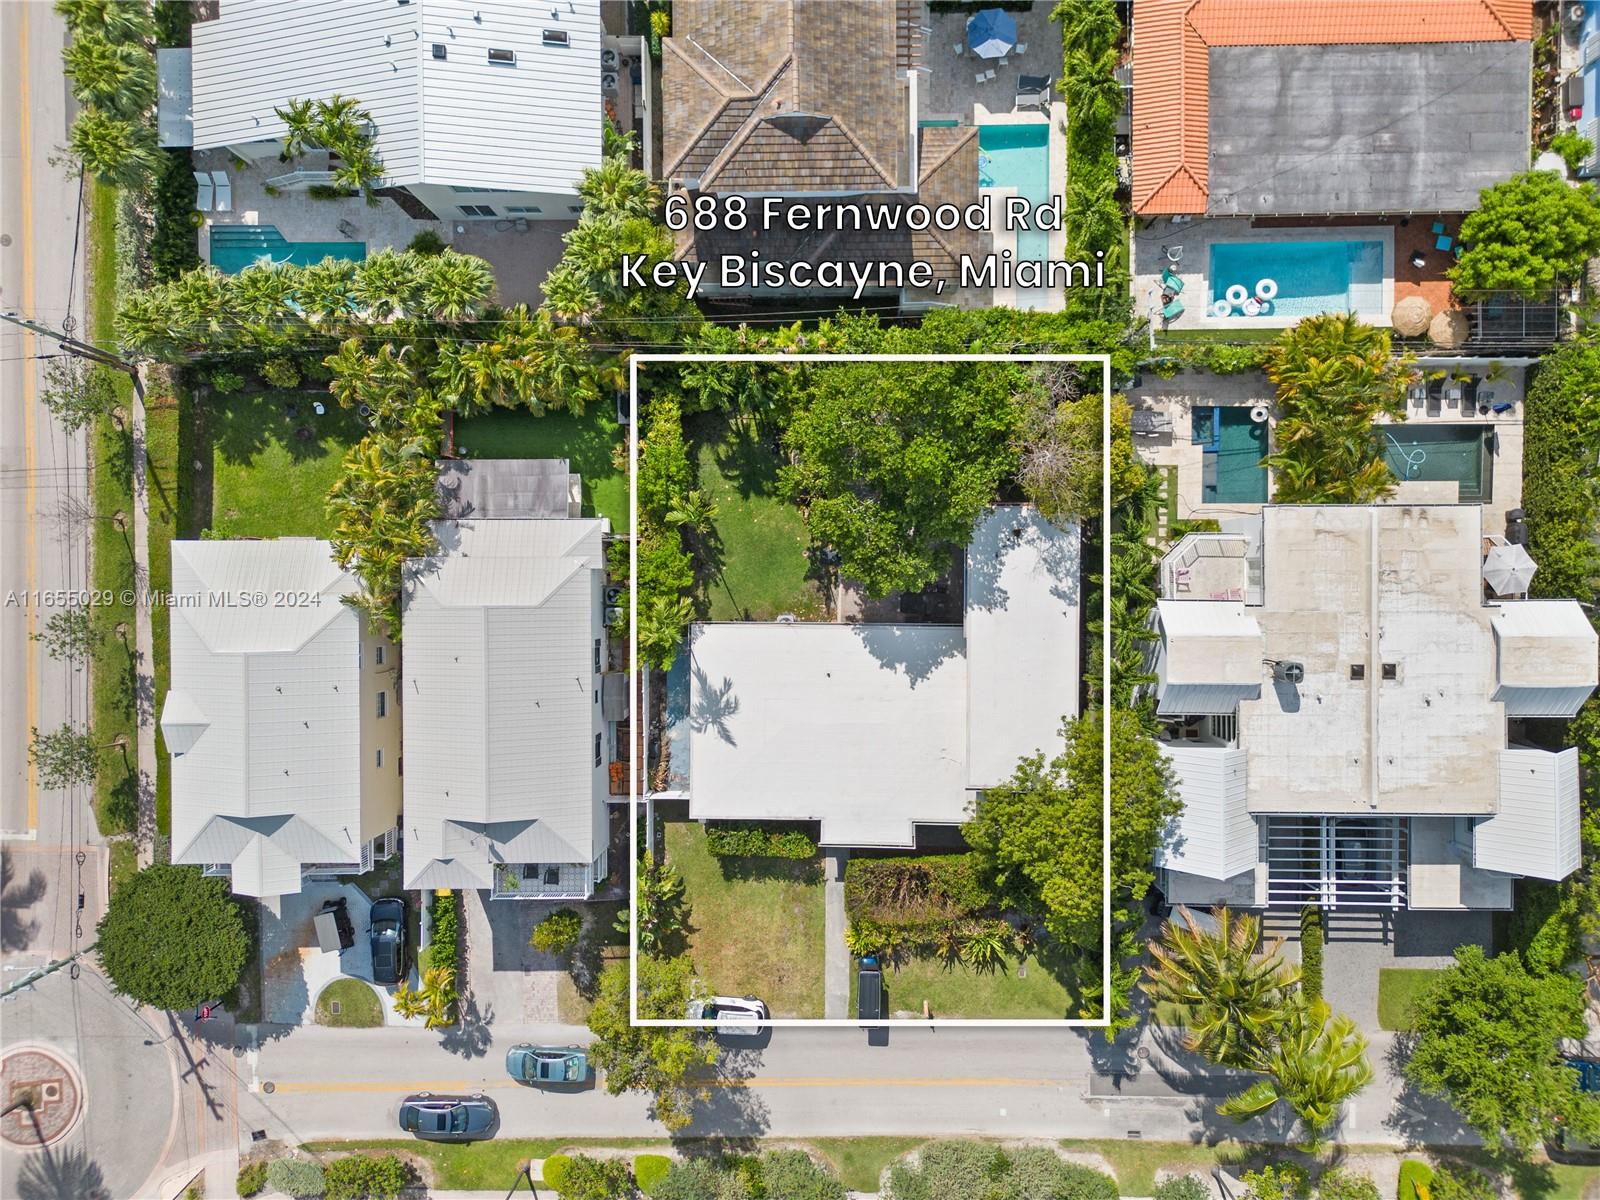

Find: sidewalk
[824,849,849,1018]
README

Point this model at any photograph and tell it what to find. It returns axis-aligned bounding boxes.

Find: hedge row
[428,890,459,971]
[705,822,818,859]
[1521,341,1600,602]
[1300,905,1323,1003]
[844,854,995,927]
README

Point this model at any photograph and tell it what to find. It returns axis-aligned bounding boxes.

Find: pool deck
[1129,365,1526,531]
[1134,218,1395,331]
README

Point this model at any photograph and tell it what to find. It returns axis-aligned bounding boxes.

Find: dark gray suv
[368,897,407,986]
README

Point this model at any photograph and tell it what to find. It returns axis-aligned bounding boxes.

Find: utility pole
[0,309,139,376]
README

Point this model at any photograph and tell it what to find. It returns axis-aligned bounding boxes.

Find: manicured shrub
[1510,879,1581,976]
[705,822,818,859]
[1316,1169,1380,1200]
[1007,1149,1116,1199]
[151,148,201,282]
[407,229,447,256]
[758,1150,846,1200]
[1240,1162,1310,1200]
[549,1153,635,1200]
[542,1154,573,1191]
[1521,341,1600,600]
[260,357,302,389]
[427,890,459,970]
[323,1153,410,1200]
[235,1161,268,1198]
[96,864,249,1010]
[266,1157,326,1199]
[1299,905,1323,1002]
[633,1154,672,1194]
[1397,1161,1434,1200]
[1153,1175,1209,1200]
[531,907,585,956]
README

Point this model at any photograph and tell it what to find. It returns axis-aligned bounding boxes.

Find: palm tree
[959,927,1012,975]
[1062,48,1125,136]
[69,109,159,190]
[577,155,659,222]
[419,253,495,322]
[295,259,359,327]
[351,250,421,322]
[391,979,427,1022]
[55,0,155,44]
[1217,998,1373,1147]
[664,490,719,537]
[273,98,319,159]
[421,966,457,1028]
[63,34,155,117]
[638,593,694,670]
[1057,0,1120,59]
[1066,170,1124,254]
[1142,906,1300,1069]
[541,262,602,328]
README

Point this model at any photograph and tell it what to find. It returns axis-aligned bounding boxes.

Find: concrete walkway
[824,849,850,1018]
[130,377,158,866]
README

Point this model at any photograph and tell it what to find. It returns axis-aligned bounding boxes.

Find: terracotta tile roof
[1131,0,1534,214]
[662,0,906,194]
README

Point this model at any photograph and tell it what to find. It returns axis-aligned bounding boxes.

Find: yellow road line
[20,1,39,832]
[269,1076,1065,1095]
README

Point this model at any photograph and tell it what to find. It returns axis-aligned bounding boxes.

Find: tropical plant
[1057,0,1121,59]
[545,1153,633,1200]
[638,591,695,672]
[96,865,250,1010]
[1547,127,1594,175]
[1217,997,1373,1146]
[265,1158,326,1200]
[69,107,160,189]
[957,927,1011,974]
[1238,1163,1310,1200]
[1142,906,1300,1069]
[1061,47,1125,136]
[235,1162,268,1198]
[1424,1165,1498,1200]
[1316,1169,1380,1200]
[62,32,155,116]
[578,153,659,221]
[322,1153,410,1200]
[664,489,719,538]
[31,608,100,663]
[630,859,689,957]
[420,965,458,1028]
[1152,1176,1210,1200]
[1452,169,1600,297]
[531,908,585,957]
[390,978,427,1022]
[55,0,157,43]
[272,94,386,199]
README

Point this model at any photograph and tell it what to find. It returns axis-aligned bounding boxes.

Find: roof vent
[1381,663,1399,681]
[488,47,516,64]
[1349,664,1365,681]
[1272,661,1305,685]
[432,42,447,59]
[542,28,570,46]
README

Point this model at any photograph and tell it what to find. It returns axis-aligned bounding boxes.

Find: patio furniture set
[1407,374,1513,418]
[956,8,1050,108]
[193,169,232,213]
[1409,219,1466,269]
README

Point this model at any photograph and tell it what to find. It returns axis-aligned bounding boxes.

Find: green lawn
[453,408,627,530]
[107,839,138,896]
[664,821,825,1018]
[809,1137,924,1192]
[206,389,364,538]
[314,978,383,1028]
[302,1139,670,1191]
[1059,1139,1251,1195]
[689,415,826,621]
[1377,967,1442,1031]
[860,949,1079,1020]
[147,381,183,836]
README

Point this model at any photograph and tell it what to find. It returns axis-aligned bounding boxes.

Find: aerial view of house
[9,0,1600,1194]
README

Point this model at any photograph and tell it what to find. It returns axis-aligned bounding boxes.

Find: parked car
[857,955,884,1023]
[368,897,407,986]
[687,995,769,1037]
[397,1093,498,1142]
[506,1044,588,1086]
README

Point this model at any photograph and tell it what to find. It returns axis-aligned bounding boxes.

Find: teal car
[505,1044,587,1086]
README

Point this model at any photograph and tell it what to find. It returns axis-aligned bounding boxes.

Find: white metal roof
[1157,744,1256,881]
[190,0,602,193]
[1475,748,1582,881]
[686,622,970,847]
[964,508,1080,788]
[164,540,364,896]
[401,518,609,891]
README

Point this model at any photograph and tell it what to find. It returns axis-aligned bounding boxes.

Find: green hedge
[634,1154,672,1194]
[1521,341,1600,602]
[1300,905,1323,1003]
[844,854,995,927]
[1509,880,1581,975]
[705,822,818,859]
[427,890,459,971]
[151,149,201,283]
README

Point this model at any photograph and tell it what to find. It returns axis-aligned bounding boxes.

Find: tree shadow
[439,993,495,1059]
[207,388,359,469]
[1,852,47,952]
[1380,1034,1478,1148]
[15,1142,110,1200]
[716,855,824,886]
[681,1042,772,1142]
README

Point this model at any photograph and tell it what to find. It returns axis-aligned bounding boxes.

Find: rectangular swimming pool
[1193,405,1268,503]
[979,123,1051,299]
[209,224,367,274]
[1209,239,1383,320]
[1380,423,1493,503]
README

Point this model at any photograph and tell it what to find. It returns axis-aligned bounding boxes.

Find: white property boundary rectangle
[628,352,1113,1028]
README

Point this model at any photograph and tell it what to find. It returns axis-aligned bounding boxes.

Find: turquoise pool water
[1193,406,1268,503]
[1209,239,1383,319]
[1381,423,1492,502]
[978,123,1051,270]
[209,225,367,274]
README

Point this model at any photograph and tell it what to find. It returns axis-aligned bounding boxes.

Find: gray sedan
[397,1093,498,1142]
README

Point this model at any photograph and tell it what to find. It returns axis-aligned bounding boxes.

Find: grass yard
[302,1139,670,1191]
[809,1138,925,1192]
[558,899,629,1024]
[146,380,184,836]
[453,408,627,529]
[1377,967,1442,1031]
[1060,1139,1247,1194]
[107,839,139,896]
[314,978,384,1028]
[664,821,825,1018]
[688,415,826,621]
[858,949,1078,1020]
[205,389,364,539]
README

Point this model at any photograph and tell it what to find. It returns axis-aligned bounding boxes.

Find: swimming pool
[1381,423,1493,503]
[1209,239,1384,320]
[1193,406,1269,503]
[209,224,367,274]
[978,123,1051,302]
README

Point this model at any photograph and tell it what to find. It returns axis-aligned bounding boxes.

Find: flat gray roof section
[1207,41,1531,216]
[436,458,574,520]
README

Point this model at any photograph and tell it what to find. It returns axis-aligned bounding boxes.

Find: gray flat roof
[1207,41,1530,216]
[436,458,572,520]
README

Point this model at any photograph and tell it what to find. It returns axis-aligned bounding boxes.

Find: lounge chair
[1160,266,1184,294]
[976,71,988,85]
[193,171,214,212]
[1435,234,1453,251]
[1162,297,1184,322]
[211,170,232,213]
[1015,41,1028,54]
[1016,72,1052,109]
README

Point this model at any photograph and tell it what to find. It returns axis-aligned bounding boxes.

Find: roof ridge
[662,34,740,100]
[698,58,796,189]
[825,108,899,192]
[918,124,975,180]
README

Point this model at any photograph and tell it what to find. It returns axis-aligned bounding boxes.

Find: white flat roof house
[1152,505,1597,911]
[685,507,1080,847]
[184,0,602,220]
[162,540,401,899]
[402,516,615,898]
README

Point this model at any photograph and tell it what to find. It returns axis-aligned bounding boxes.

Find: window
[458,204,496,217]
[431,42,446,59]
[506,205,543,214]
[593,732,603,768]
[375,645,385,666]
[376,748,384,768]
[594,638,602,673]
[568,205,583,214]
[487,47,516,64]
[594,689,599,705]
[377,691,387,718]
[1349,664,1364,680]
[542,28,570,46]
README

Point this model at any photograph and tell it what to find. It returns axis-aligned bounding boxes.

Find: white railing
[263,168,339,189]
[491,862,594,900]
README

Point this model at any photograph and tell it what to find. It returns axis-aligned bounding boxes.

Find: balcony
[491,861,594,900]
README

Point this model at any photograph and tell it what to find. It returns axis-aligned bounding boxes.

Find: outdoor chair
[1160,266,1184,294]
[976,71,988,84]
[1435,234,1453,251]
[1016,73,1051,109]
[1430,220,1447,235]
[1015,41,1028,54]
[211,171,232,212]
[193,171,214,212]
[1162,297,1184,322]
[983,68,995,81]
[954,42,964,56]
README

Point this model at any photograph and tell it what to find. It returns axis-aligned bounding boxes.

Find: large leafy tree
[97,865,250,1009]
[1452,169,1600,298]
[585,957,716,1132]
[1402,945,1600,1153]
[779,360,1026,596]
[1217,998,1373,1147]
[1262,313,1408,503]
[1142,906,1300,1069]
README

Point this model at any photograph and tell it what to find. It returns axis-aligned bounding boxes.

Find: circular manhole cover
[1,1046,86,1150]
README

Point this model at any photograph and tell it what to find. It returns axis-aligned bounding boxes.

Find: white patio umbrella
[1483,542,1537,595]
[967,7,1017,58]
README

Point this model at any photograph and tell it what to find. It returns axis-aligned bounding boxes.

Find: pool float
[1225,284,1249,306]
[1255,278,1278,300]
[1242,298,1262,317]
[1211,299,1233,318]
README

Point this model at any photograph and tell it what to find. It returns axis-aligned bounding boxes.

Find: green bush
[1316,1169,1379,1200]
[1427,1165,1497,1200]
[650,1159,746,1200]
[1300,906,1323,1002]
[260,357,302,389]
[758,1150,846,1200]
[844,855,995,929]
[266,1157,326,1199]
[1509,880,1581,975]
[1006,1149,1116,1199]
[542,1154,573,1191]
[531,908,585,956]
[705,822,818,859]
[1240,1163,1310,1200]
[547,1154,635,1200]
[323,1153,410,1200]
[1397,1161,1434,1200]
[209,369,245,395]
[236,1162,268,1198]
[884,1141,1112,1200]
[1153,1176,1209,1200]
[1521,341,1600,600]
[634,1154,672,1194]
[1548,128,1595,176]
[407,229,447,256]
[96,865,249,1010]
[151,148,201,282]
[427,890,460,971]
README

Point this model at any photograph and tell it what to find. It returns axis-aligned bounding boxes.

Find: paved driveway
[462,891,574,1030]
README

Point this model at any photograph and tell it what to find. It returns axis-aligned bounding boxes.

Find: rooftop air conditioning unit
[601,47,620,69]
[604,585,624,607]
[602,72,619,93]
[1272,660,1305,685]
